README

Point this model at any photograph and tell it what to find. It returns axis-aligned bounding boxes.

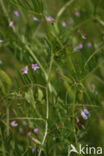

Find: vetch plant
[10,120,18,127]
[32,64,39,71]
[80,110,88,120]
[21,64,39,74]
[75,11,80,17]
[22,66,28,74]
[9,21,14,28]
[34,128,39,134]
[74,43,83,51]
[83,107,90,117]
[45,16,54,22]
[13,10,19,17]
[87,42,92,48]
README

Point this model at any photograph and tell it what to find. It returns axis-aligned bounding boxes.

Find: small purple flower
[80,110,88,120]
[32,148,35,153]
[62,21,66,28]
[74,43,83,51]
[32,64,39,71]
[22,66,28,74]
[87,42,92,48]
[10,120,18,127]
[34,128,39,134]
[33,17,40,22]
[84,108,90,117]
[13,10,19,17]
[9,21,14,28]
[75,11,80,17]
[17,93,21,97]
[46,16,54,22]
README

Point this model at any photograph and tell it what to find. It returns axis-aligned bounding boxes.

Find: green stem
[72,89,78,148]
[55,0,74,33]
[25,45,48,81]
[0,128,6,156]
[84,44,104,67]
[6,106,9,136]
[10,117,45,122]
[38,88,49,156]
[56,0,74,21]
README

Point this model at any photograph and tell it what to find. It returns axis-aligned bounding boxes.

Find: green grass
[0,0,104,155]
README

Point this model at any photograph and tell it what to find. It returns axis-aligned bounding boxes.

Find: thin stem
[0,0,9,19]
[0,0,48,82]
[84,44,104,67]
[0,128,6,156]
[56,0,74,21]
[38,88,49,156]
[25,45,48,81]
[55,0,74,33]
[9,117,45,122]
[72,89,78,147]
[48,54,54,81]
[6,106,9,136]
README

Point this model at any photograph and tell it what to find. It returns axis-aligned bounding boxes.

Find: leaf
[0,70,12,95]
[38,88,43,102]
[99,59,104,78]
[96,17,104,26]
[10,0,44,14]
[25,88,41,117]
[25,88,36,109]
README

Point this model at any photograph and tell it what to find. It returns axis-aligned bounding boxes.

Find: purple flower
[34,128,39,134]
[62,21,66,28]
[74,43,83,51]
[80,110,88,120]
[10,120,18,127]
[46,16,54,22]
[17,93,21,97]
[32,64,39,71]
[32,148,35,153]
[22,66,28,74]
[75,11,80,17]
[9,21,14,28]
[84,108,90,117]
[13,10,19,17]
[87,42,92,48]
